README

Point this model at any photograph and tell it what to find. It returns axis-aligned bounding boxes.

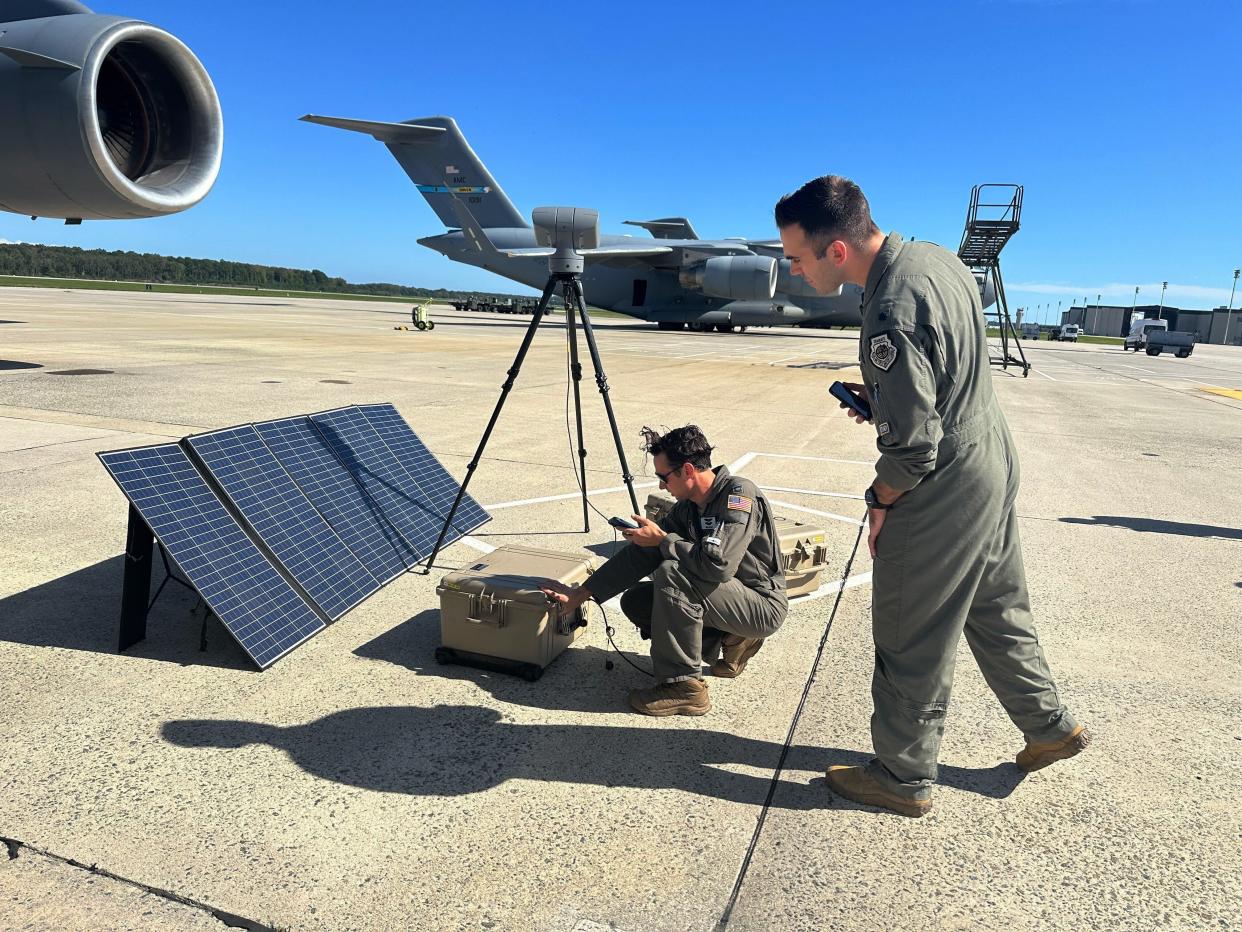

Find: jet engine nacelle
[973,270,997,310]
[0,3,222,220]
[775,258,822,299]
[680,255,777,301]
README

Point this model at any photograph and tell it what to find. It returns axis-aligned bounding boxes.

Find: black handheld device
[829,381,872,421]
[608,516,640,530]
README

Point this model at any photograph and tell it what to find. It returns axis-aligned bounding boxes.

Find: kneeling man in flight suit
[544,426,787,716]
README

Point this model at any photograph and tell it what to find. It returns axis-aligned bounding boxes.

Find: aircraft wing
[740,240,784,258]
[499,243,675,260]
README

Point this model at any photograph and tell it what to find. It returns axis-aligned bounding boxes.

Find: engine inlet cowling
[680,255,777,301]
[0,12,222,220]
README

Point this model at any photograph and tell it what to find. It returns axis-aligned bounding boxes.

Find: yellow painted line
[1199,387,1242,400]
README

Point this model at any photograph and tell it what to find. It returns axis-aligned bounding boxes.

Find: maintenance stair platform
[958,184,1030,377]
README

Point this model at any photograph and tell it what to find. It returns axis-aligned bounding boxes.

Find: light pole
[1095,293,1102,334]
[1226,269,1240,345]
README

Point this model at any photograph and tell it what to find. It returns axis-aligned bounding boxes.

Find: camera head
[532,206,600,275]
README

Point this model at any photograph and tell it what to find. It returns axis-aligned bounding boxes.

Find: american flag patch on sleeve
[727,494,753,514]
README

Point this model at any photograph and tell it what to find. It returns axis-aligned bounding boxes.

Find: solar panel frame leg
[117,505,154,652]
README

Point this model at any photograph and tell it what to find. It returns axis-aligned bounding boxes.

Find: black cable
[715,513,869,931]
[593,597,654,678]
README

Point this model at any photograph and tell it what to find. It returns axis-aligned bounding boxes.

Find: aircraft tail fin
[300,114,528,230]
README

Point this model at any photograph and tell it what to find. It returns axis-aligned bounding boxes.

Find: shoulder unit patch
[726,494,753,514]
[869,333,899,371]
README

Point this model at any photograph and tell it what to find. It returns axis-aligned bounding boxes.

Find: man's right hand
[838,381,871,424]
[540,582,592,620]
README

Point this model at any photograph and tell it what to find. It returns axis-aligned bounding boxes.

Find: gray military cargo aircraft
[0,1,221,222]
[302,114,863,332]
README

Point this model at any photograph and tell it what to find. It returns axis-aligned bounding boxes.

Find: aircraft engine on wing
[0,2,222,220]
[775,259,822,299]
[679,255,777,301]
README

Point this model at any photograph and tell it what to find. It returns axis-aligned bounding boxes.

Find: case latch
[466,591,507,628]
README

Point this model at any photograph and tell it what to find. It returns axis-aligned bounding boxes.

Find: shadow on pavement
[0,555,251,670]
[0,359,42,370]
[354,608,651,714]
[1060,516,1242,540]
[161,704,1026,808]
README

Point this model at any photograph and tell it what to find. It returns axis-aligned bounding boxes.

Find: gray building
[1060,303,1242,344]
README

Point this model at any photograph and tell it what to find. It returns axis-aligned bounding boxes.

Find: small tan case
[644,493,829,597]
[436,544,600,680]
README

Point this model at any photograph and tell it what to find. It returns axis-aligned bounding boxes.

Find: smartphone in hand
[829,381,872,421]
[608,516,640,530]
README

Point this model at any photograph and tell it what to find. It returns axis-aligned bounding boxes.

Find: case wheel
[521,664,543,682]
[434,647,454,665]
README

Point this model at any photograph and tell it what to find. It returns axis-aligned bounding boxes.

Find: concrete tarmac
[1,288,1239,931]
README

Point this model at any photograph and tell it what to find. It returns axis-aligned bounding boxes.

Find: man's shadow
[162,705,1025,808]
[345,611,1027,805]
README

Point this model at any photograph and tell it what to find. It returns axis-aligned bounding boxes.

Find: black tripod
[426,270,640,571]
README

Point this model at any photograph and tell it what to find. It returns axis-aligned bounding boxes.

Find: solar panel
[185,425,381,620]
[358,403,490,537]
[254,416,415,582]
[309,407,442,560]
[98,444,325,669]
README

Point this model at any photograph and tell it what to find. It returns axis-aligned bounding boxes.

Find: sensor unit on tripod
[532,206,600,275]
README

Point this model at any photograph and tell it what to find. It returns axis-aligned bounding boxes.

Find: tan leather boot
[1016,725,1091,772]
[628,678,711,716]
[711,635,764,678]
[825,765,932,818]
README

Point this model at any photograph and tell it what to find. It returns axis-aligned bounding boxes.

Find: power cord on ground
[715,512,869,930]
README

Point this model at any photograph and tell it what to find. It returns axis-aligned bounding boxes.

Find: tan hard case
[644,493,829,597]
[436,544,600,680]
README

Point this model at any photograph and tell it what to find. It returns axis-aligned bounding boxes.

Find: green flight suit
[860,233,1079,798]
[583,466,788,682]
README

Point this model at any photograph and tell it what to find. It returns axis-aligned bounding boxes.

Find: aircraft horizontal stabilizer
[299,114,446,143]
[623,217,700,240]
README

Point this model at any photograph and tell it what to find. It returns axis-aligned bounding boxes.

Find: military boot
[628,678,711,716]
[1016,725,1091,772]
[711,635,764,678]
[825,765,932,818]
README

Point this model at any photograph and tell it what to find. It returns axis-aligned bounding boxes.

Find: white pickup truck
[1125,318,1168,351]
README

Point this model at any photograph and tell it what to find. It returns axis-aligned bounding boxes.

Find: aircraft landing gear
[657,321,685,331]
[687,322,710,332]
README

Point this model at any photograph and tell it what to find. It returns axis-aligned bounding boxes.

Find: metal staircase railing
[958,184,1030,377]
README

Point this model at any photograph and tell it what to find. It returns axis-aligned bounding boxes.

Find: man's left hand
[866,480,902,558]
[866,507,886,558]
[623,515,665,548]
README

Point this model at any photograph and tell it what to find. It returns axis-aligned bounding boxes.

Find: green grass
[0,274,634,318]
[0,275,426,302]
[987,327,1123,346]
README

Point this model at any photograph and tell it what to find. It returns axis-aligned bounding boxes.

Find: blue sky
[3,0,1240,323]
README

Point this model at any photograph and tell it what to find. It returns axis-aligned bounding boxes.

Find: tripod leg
[425,277,557,572]
[569,278,640,515]
[562,280,591,532]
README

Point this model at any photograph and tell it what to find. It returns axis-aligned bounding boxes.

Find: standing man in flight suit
[543,426,787,716]
[775,175,1089,817]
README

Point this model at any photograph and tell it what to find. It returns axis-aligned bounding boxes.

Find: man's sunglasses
[655,464,684,482]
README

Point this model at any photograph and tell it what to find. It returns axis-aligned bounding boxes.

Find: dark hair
[640,424,713,471]
[773,175,880,257]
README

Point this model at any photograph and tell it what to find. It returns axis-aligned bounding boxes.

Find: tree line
[0,243,523,301]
